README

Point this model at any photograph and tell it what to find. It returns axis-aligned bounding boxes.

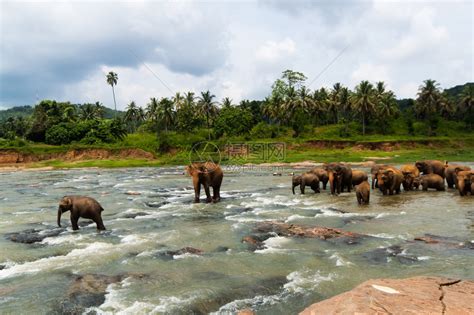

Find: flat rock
[254,221,362,240]
[300,276,474,315]
[5,227,65,244]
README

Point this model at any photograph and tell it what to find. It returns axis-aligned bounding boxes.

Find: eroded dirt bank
[0,148,154,164]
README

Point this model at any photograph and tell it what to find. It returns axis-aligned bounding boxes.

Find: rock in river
[300,276,474,315]
[5,227,65,244]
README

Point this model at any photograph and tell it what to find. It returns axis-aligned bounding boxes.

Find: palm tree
[106,71,118,115]
[221,97,233,109]
[459,84,474,129]
[374,81,398,118]
[79,103,101,121]
[62,104,77,122]
[146,97,160,123]
[172,92,184,111]
[311,88,329,125]
[415,79,442,119]
[328,83,343,123]
[198,90,218,139]
[351,80,376,135]
[157,98,175,132]
[124,101,140,132]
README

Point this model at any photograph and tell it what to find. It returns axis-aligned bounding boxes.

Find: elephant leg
[71,214,79,231]
[323,181,327,190]
[203,183,212,202]
[193,179,201,203]
[347,182,351,193]
[300,182,305,194]
[212,184,221,202]
[95,216,106,230]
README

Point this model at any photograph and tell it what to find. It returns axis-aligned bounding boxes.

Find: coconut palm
[124,101,141,132]
[221,97,233,109]
[459,84,474,129]
[172,92,184,111]
[146,97,160,123]
[106,71,118,115]
[415,79,442,119]
[157,98,175,132]
[311,88,329,125]
[198,90,218,139]
[79,103,101,121]
[351,80,376,135]
[374,82,398,118]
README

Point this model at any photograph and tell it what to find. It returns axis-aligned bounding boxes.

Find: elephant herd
[56,160,472,231]
[292,160,474,205]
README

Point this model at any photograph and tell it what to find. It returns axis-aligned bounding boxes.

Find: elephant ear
[455,167,463,175]
[60,196,72,207]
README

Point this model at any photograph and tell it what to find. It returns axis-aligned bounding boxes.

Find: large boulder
[300,276,474,315]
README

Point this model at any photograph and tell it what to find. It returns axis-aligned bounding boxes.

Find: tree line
[0,70,473,146]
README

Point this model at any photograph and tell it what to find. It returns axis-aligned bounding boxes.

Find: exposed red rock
[300,276,474,315]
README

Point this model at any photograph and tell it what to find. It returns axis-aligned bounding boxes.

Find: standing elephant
[324,163,352,195]
[355,181,370,205]
[444,162,471,189]
[186,162,223,203]
[309,168,329,190]
[400,164,420,191]
[420,174,445,191]
[415,160,445,178]
[292,172,320,194]
[455,168,473,196]
[370,164,390,190]
[57,196,106,231]
[351,170,368,187]
[376,167,403,195]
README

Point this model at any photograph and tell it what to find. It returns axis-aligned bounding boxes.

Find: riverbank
[1,138,473,169]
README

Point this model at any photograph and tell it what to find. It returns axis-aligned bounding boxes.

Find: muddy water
[0,166,473,314]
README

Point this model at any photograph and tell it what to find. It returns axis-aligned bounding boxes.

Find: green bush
[249,122,279,138]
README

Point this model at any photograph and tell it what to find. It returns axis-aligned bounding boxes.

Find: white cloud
[255,38,296,63]
[351,63,391,86]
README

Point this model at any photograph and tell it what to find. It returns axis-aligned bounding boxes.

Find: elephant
[420,174,445,191]
[400,164,420,191]
[455,168,474,196]
[351,170,368,187]
[309,168,329,190]
[324,163,352,195]
[292,172,320,194]
[186,162,223,203]
[355,180,370,205]
[444,161,471,189]
[415,160,445,178]
[370,164,390,190]
[57,196,106,231]
[376,167,403,195]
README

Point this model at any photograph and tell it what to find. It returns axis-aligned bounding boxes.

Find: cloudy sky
[0,0,472,110]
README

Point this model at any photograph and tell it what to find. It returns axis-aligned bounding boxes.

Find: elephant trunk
[57,207,62,227]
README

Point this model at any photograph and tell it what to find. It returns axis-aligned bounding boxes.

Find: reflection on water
[0,166,473,314]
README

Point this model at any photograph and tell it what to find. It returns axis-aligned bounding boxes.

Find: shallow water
[0,166,473,314]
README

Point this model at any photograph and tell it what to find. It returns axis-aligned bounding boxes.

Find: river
[0,165,473,314]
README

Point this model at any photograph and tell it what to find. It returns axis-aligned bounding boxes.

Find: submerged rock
[362,245,419,265]
[5,227,65,244]
[254,221,363,240]
[300,277,474,315]
[55,274,124,315]
[144,201,169,208]
[414,234,474,250]
[154,247,203,260]
[121,212,149,219]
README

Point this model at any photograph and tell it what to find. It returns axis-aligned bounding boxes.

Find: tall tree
[157,98,175,132]
[415,79,443,135]
[458,84,474,130]
[146,97,160,123]
[124,101,142,132]
[106,71,118,115]
[198,90,218,139]
[221,97,233,109]
[351,80,376,135]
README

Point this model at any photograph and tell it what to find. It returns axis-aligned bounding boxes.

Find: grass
[2,123,474,169]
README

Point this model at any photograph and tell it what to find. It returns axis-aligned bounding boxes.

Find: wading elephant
[400,164,420,191]
[415,160,445,178]
[455,168,474,196]
[444,162,471,189]
[57,196,106,231]
[352,170,368,187]
[309,168,329,190]
[420,174,445,191]
[376,167,403,195]
[370,164,390,190]
[186,162,223,203]
[292,172,320,194]
[355,180,370,205]
[324,163,352,195]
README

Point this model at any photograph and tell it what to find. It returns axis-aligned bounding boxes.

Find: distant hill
[0,104,122,120]
[443,82,473,101]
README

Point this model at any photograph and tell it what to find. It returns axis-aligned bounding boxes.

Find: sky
[0,0,473,110]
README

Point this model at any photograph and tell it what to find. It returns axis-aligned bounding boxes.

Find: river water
[0,165,473,314]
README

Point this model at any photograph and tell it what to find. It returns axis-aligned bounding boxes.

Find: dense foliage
[1,70,473,151]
